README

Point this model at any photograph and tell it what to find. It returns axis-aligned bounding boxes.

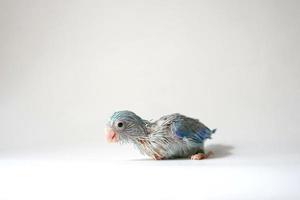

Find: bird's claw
[191,151,213,160]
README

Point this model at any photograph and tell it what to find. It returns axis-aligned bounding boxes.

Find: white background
[1,0,300,199]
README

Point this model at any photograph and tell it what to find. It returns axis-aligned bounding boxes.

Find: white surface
[1,143,300,200]
[1,0,300,199]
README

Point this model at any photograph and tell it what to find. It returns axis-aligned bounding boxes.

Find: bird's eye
[117,122,124,128]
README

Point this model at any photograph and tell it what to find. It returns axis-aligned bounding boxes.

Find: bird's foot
[191,151,213,160]
[152,154,163,160]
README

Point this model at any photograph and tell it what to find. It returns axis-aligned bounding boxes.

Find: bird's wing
[170,115,216,144]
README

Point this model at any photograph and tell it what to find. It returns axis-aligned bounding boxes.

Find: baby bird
[105,111,216,160]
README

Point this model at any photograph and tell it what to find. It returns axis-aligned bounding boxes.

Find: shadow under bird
[105,111,216,160]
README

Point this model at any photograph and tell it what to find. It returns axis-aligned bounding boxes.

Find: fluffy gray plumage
[106,110,216,160]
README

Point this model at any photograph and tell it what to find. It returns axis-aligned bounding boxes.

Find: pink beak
[105,127,117,143]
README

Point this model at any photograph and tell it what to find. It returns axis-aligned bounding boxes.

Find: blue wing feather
[170,115,216,144]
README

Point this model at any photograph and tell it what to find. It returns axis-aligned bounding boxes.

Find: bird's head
[105,111,148,143]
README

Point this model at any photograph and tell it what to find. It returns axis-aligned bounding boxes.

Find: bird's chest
[136,139,164,160]
[136,133,179,160]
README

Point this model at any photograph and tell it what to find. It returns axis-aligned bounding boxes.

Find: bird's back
[143,113,215,158]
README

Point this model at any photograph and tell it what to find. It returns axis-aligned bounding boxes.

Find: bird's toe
[191,153,206,160]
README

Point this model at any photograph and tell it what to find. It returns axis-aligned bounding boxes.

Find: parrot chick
[105,111,216,160]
